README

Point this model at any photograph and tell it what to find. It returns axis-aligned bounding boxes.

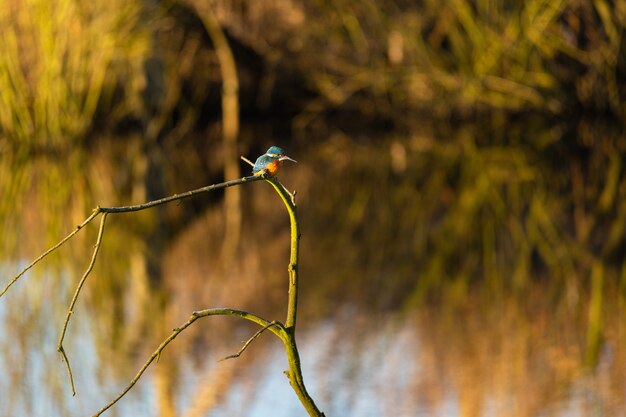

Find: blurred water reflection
[1,277,624,417]
[1,124,626,416]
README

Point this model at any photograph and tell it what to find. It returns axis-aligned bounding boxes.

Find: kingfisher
[253,146,297,176]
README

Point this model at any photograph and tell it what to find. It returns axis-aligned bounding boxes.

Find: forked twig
[58,212,109,395]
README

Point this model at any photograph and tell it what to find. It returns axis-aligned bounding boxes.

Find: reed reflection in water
[1,125,626,417]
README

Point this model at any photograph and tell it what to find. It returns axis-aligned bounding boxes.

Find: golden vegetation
[1,0,624,149]
[0,0,150,149]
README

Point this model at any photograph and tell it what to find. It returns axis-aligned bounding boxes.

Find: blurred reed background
[1,0,625,416]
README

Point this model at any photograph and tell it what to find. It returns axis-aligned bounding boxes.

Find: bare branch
[92,309,285,417]
[0,209,101,298]
[99,175,262,214]
[57,212,109,395]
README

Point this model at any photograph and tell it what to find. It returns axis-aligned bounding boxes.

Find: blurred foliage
[214,0,626,121]
[0,0,151,150]
[1,0,625,149]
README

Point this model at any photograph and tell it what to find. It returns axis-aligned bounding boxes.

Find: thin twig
[240,156,254,167]
[57,212,109,396]
[99,175,262,213]
[220,321,280,361]
[93,308,286,417]
[0,209,101,298]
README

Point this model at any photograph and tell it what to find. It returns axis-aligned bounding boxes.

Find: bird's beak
[279,155,297,163]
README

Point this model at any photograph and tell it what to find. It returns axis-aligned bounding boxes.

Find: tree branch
[265,178,299,329]
[92,308,286,417]
[1,176,265,300]
[263,178,325,416]
[98,175,263,214]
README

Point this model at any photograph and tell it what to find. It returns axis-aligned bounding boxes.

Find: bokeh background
[1,1,626,416]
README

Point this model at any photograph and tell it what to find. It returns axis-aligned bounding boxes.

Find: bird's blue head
[266,146,284,157]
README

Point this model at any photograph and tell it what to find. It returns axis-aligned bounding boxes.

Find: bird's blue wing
[253,156,266,174]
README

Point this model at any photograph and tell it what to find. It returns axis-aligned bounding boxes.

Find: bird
[252,146,297,176]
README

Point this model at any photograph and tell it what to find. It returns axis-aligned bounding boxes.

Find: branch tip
[240,156,254,167]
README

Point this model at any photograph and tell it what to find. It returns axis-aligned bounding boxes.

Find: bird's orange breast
[266,159,283,175]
